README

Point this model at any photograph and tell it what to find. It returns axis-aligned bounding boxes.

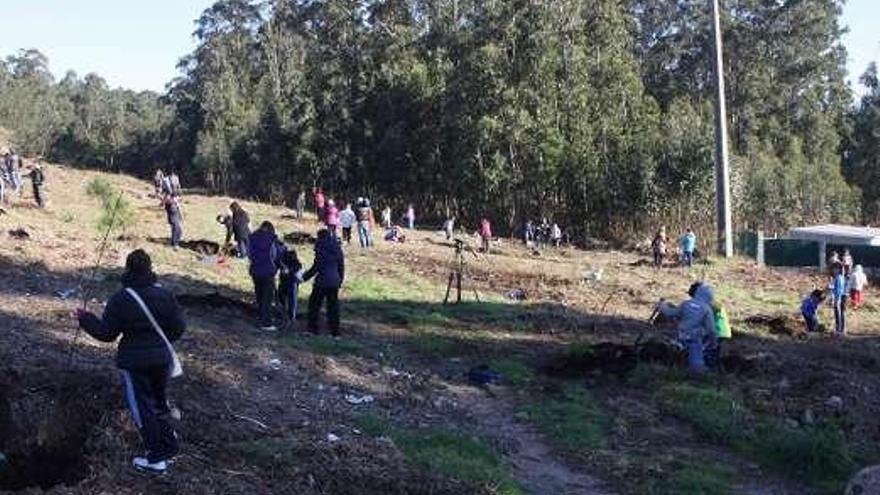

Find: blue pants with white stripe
[120,367,179,463]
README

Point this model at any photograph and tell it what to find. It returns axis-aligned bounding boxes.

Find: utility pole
[709,0,733,257]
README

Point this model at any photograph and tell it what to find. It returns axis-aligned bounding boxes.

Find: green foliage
[489,358,535,386]
[520,387,609,452]
[84,177,135,235]
[639,461,735,495]
[1,0,866,236]
[354,414,523,495]
[657,383,858,492]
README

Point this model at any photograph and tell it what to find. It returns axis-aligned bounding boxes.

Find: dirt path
[449,385,615,495]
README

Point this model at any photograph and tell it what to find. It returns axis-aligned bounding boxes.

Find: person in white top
[848,264,868,308]
[340,203,356,245]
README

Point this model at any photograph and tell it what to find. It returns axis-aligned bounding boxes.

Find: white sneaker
[132,457,167,473]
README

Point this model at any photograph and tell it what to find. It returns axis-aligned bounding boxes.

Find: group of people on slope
[522,219,564,248]
[651,226,697,268]
[1,149,46,208]
[802,250,869,337]
[313,189,377,248]
[248,222,345,334]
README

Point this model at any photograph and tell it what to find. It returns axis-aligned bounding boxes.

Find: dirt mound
[180,239,221,255]
[284,232,316,245]
[0,369,114,491]
[178,292,257,318]
[744,314,804,336]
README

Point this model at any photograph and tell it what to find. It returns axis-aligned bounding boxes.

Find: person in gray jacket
[658,282,717,372]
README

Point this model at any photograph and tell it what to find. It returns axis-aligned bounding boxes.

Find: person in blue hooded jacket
[303,229,345,335]
[658,282,717,372]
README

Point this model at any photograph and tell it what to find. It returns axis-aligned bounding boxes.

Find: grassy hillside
[1,163,879,494]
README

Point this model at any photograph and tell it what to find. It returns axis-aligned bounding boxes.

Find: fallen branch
[232,413,269,430]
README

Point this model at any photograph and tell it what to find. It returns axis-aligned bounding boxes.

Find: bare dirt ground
[1,164,879,494]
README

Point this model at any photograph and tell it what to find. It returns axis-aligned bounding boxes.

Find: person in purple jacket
[248,221,284,331]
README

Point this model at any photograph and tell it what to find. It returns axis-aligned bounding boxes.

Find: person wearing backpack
[75,249,186,474]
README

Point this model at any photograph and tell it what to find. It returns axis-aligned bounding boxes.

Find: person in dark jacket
[29,162,46,208]
[277,246,304,321]
[249,221,283,330]
[75,249,186,474]
[303,229,345,335]
[163,194,183,248]
[230,202,251,258]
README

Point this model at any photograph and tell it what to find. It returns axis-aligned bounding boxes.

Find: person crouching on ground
[830,263,848,336]
[658,282,717,372]
[801,289,826,333]
[249,221,283,331]
[74,249,186,473]
[849,264,868,309]
[303,229,345,335]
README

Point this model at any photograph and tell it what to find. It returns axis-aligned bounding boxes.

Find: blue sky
[0,0,878,95]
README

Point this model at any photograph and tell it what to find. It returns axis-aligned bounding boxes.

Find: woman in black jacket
[75,249,186,473]
[230,201,251,257]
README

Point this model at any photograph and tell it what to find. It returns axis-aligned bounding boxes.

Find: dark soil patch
[0,370,112,491]
[283,231,316,245]
[7,229,29,240]
[744,314,805,337]
[180,239,222,255]
[178,292,257,318]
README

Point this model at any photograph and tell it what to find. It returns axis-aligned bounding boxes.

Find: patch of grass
[280,334,370,357]
[231,437,297,470]
[662,462,735,495]
[657,384,745,444]
[657,383,858,492]
[354,414,523,494]
[489,358,535,386]
[520,387,609,452]
[409,333,458,356]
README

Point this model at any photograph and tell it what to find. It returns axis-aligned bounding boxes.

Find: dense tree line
[1,0,877,244]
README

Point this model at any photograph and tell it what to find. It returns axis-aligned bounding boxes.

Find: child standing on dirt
[405,204,416,230]
[444,216,456,240]
[277,246,304,322]
[658,282,717,372]
[680,228,697,267]
[479,217,492,253]
[652,227,668,268]
[75,249,186,474]
[801,289,826,333]
[849,264,868,308]
[705,298,731,369]
[830,263,848,336]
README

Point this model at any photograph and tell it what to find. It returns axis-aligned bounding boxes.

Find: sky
[0,0,878,96]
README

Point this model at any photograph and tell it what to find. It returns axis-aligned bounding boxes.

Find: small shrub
[489,358,535,386]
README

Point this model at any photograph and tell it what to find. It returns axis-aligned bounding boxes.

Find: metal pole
[709,0,733,257]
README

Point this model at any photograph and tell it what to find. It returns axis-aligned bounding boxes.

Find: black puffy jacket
[80,272,186,371]
[303,237,345,289]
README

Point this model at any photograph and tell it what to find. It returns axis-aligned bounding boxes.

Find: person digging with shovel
[74,249,186,474]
